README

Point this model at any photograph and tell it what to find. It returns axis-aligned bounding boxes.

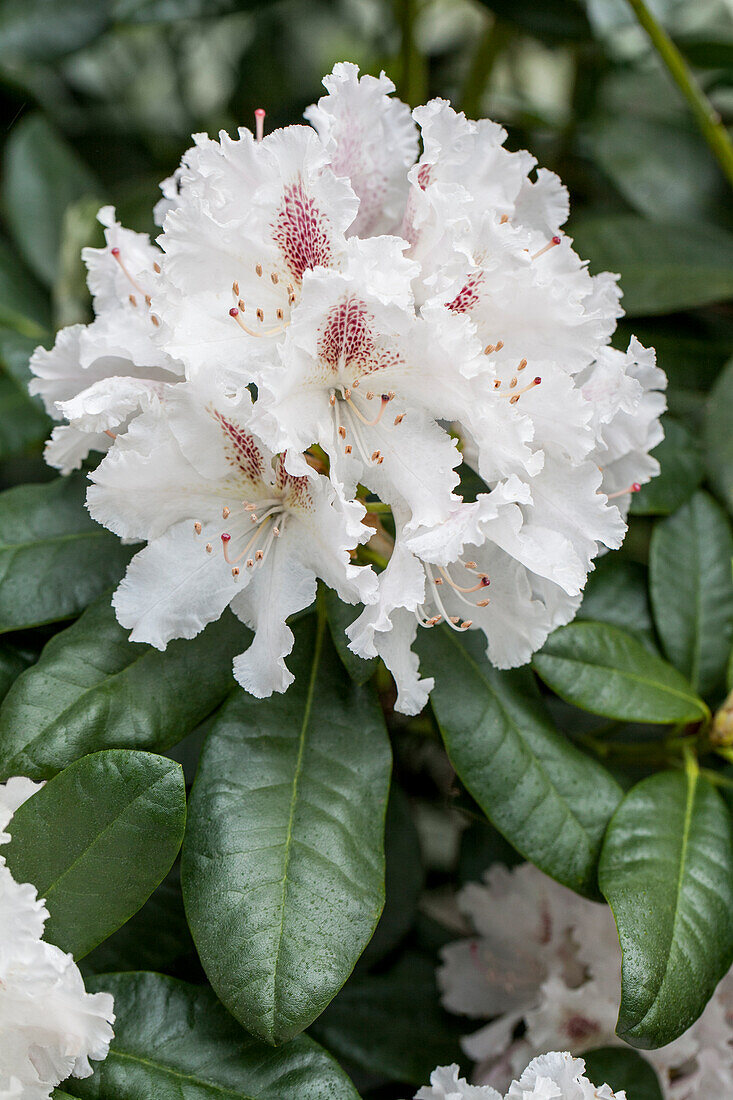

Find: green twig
[625,0,733,189]
[459,18,513,119]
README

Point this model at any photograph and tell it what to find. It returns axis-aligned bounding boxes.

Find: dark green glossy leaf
[0,371,50,460]
[583,1047,663,1100]
[533,622,709,724]
[650,492,733,696]
[4,749,186,958]
[578,556,653,636]
[81,865,194,976]
[570,215,733,316]
[3,115,100,285]
[705,357,733,514]
[599,769,733,1048]
[630,420,704,516]
[0,475,133,633]
[310,953,462,1085]
[0,640,30,703]
[417,627,622,896]
[0,595,247,779]
[324,585,377,685]
[67,972,360,1100]
[182,614,392,1044]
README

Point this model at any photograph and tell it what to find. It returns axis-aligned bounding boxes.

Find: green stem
[459,18,513,119]
[625,0,733,189]
[395,0,427,106]
[363,501,393,515]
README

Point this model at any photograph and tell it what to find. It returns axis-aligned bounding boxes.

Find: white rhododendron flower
[409,1053,625,1099]
[29,206,182,475]
[438,863,733,1099]
[0,778,115,1099]
[87,375,376,696]
[29,63,666,703]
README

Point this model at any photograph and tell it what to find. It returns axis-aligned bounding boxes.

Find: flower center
[109,245,161,327]
[415,560,491,632]
[194,497,288,578]
[228,267,298,338]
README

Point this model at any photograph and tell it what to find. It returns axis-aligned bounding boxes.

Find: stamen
[517,358,527,371]
[104,429,117,440]
[394,414,404,425]
[271,272,279,285]
[110,247,146,296]
[150,315,160,327]
[129,294,137,307]
[254,107,266,143]
[255,263,263,277]
[232,281,240,296]
[229,306,285,338]
[206,543,213,553]
[500,214,509,224]
[194,521,202,534]
[232,567,240,578]
[153,261,161,273]
[532,235,562,261]
[222,506,230,519]
[607,482,642,500]
[345,393,390,427]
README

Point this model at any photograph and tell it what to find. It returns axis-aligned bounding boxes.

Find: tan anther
[509,377,517,388]
[465,561,477,569]
[256,263,263,277]
[493,379,502,389]
[194,521,202,534]
[388,390,395,400]
[477,598,490,607]
[238,298,245,312]
[518,358,527,371]
[394,414,404,425]
[247,558,254,567]
[233,281,240,296]
[256,308,264,322]
[250,514,259,524]
[151,315,160,327]
[205,543,213,553]
[273,526,280,537]
[222,506,230,519]
[352,378,360,388]
[129,294,137,307]
[232,567,240,577]
[510,394,520,404]
[495,340,504,350]
[145,295,152,306]
[343,387,351,400]
[434,577,444,585]
[366,390,374,400]
[377,455,384,464]
[153,261,161,273]
[255,549,264,561]
[271,272,279,284]
[345,445,352,455]
[449,616,460,624]
[461,620,473,629]
[370,450,381,462]
[329,393,336,406]
[500,214,509,224]
[338,426,347,439]
[276,308,284,320]
[484,344,494,355]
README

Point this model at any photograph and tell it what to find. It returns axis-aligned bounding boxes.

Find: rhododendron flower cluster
[30,62,666,707]
[411,1052,625,1099]
[438,864,733,1099]
[0,778,114,1099]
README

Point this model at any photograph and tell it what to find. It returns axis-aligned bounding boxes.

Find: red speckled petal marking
[318,296,375,373]
[275,455,314,511]
[211,407,266,484]
[446,270,484,313]
[416,162,432,191]
[272,177,333,282]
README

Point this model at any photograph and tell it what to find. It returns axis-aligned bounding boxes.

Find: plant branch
[625,0,733,188]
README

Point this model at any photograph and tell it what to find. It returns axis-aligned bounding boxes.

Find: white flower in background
[87,374,376,697]
[438,863,733,1099]
[29,62,666,704]
[29,206,182,474]
[0,778,114,1100]
[409,1053,625,1100]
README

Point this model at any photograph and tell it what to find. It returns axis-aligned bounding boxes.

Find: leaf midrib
[106,1048,258,1100]
[620,770,698,1037]
[270,609,326,1024]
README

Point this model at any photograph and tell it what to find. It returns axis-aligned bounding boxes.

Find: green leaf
[0,594,247,779]
[4,749,186,958]
[310,953,463,1085]
[324,585,376,685]
[361,785,423,967]
[533,622,709,724]
[81,865,193,976]
[704,357,733,514]
[0,475,133,633]
[583,1047,663,1100]
[0,640,30,703]
[0,371,51,460]
[0,236,50,336]
[3,115,100,286]
[578,556,653,636]
[66,972,360,1100]
[570,215,733,316]
[599,768,733,1047]
[0,1,112,63]
[416,627,623,896]
[630,420,704,516]
[182,613,392,1044]
[650,492,733,696]
[586,115,727,227]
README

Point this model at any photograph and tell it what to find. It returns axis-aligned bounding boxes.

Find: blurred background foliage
[0,0,732,506]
